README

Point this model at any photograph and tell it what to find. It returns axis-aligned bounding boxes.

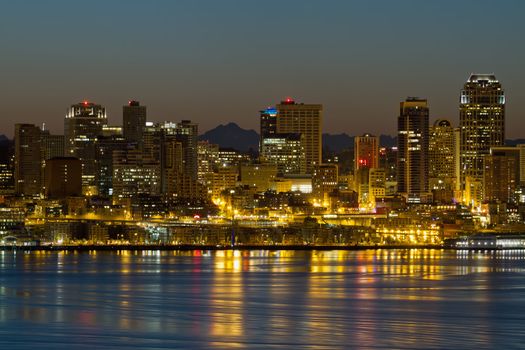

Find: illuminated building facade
[460,74,505,189]
[204,167,238,198]
[44,157,82,199]
[354,133,379,207]
[275,98,322,174]
[429,119,460,203]
[240,164,277,192]
[260,107,278,138]
[354,133,379,171]
[397,98,431,203]
[260,133,305,175]
[197,141,220,183]
[0,135,14,194]
[112,148,161,200]
[96,135,127,197]
[14,124,42,197]
[312,163,338,203]
[483,147,520,204]
[123,100,147,148]
[64,102,108,193]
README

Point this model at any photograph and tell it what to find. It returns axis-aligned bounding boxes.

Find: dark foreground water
[1,249,525,349]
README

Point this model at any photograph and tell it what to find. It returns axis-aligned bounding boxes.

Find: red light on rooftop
[285,97,294,103]
[83,100,89,106]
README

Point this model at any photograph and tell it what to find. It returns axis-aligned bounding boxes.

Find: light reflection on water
[1,249,525,349]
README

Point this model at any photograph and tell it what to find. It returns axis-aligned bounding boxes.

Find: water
[1,249,525,349]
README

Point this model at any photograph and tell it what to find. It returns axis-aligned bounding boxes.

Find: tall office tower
[260,133,305,175]
[0,137,14,194]
[275,98,322,174]
[197,141,220,183]
[14,124,42,197]
[96,134,127,197]
[354,133,379,207]
[379,146,397,182]
[112,148,161,201]
[123,100,147,147]
[44,157,82,199]
[260,107,278,138]
[159,121,200,200]
[519,144,525,186]
[354,134,379,171]
[397,98,431,203]
[483,146,520,204]
[312,164,338,203]
[368,168,386,203]
[160,120,198,181]
[40,131,65,161]
[460,74,505,190]
[40,131,65,195]
[64,101,108,193]
[483,152,517,204]
[142,122,162,163]
[428,119,460,203]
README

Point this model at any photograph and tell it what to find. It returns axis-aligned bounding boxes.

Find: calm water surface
[1,249,525,349]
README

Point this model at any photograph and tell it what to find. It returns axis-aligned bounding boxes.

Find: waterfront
[1,249,525,349]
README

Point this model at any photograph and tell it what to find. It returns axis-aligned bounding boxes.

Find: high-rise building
[123,100,147,147]
[156,121,201,201]
[198,141,220,184]
[260,107,278,139]
[64,101,108,193]
[354,134,379,171]
[483,146,520,204]
[0,137,14,194]
[260,133,305,175]
[275,98,322,174]
[14,124,42,197]
[354,133,379,207]
[518,144,525,186]
[96,135,128,197]
[460,74,505,189]
[428,119,460,203]
[312,163,338,204]
[112,148,161,201]
[483,153,517,204]
[397,98,431,203]
[44,157,82,199]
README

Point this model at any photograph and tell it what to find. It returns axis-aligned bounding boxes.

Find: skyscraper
[460,74,505,190]
[397,98,430,203]
[260,107,278,139]
[260,133,305,175]
[428,119,460,203]
[64,101,108,193]
[354,133,379,207]
[123,100,147,147]
[276,98,322,174]
[354,133,379,171]
[14,124,42,196]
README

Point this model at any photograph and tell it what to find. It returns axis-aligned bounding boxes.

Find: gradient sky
[1,0,525,138]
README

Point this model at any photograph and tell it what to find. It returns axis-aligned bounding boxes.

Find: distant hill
[199,124,400,154]
[0,135,8,142]
[199,123,259,153]
[322,133,353,154]
[506,139,525,146]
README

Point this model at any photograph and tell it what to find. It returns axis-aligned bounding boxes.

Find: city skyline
[1,1,525,137]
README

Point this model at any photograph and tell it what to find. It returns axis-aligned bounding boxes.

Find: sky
[1,0,524,138]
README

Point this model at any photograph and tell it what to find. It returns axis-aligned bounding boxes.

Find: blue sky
[1,0,524,137]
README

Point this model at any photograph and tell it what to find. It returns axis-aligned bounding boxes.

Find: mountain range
[199,123,397,153]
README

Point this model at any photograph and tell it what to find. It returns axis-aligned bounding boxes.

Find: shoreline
[1,244,522,251]
[2,244,443,251]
